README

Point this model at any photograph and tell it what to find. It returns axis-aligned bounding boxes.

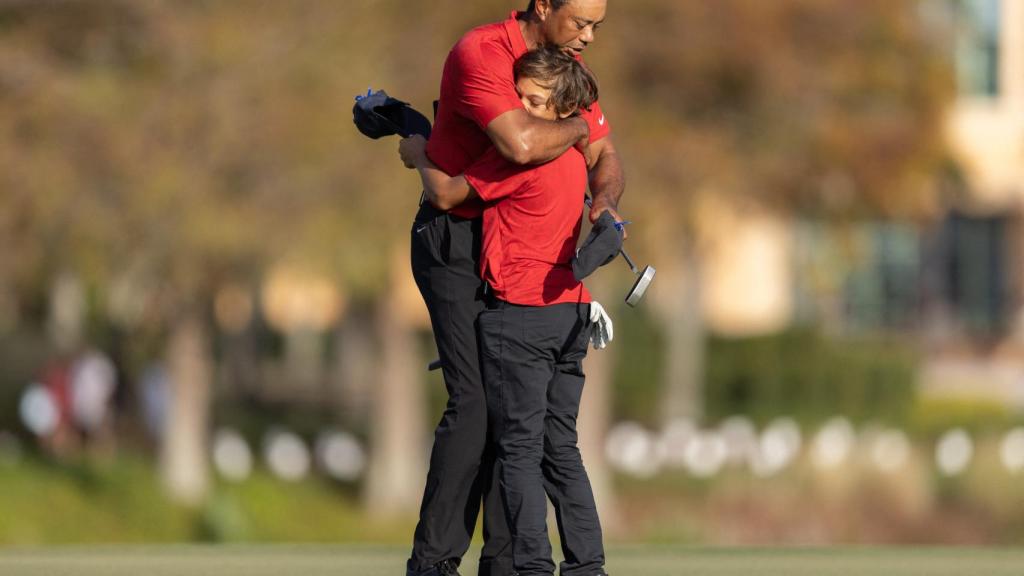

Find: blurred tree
[0,0,958,523]
[0,0,438,507]
[599,0,955,422]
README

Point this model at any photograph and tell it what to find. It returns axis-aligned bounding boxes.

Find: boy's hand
[589,301,614,350]
[399,135,428,169]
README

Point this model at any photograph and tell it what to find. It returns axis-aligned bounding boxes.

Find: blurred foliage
[908,397,1024,438]
[611,302,666,426]
[704,330,918,427]
[0,330,50,428]
[201,473,408,543]
[605,0,954,230]
[0,455,409,544]
[0,0,956,315]
[0,457,193,544]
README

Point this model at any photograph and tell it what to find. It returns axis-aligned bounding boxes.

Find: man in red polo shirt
[402,45,609,576]
[406,3,623,576]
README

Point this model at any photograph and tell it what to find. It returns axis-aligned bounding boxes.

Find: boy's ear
[558,108,577,120]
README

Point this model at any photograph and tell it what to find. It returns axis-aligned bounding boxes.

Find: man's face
[537,0,607,55]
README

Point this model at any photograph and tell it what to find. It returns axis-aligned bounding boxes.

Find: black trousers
[407,202,514,576]
[478,300,606,576]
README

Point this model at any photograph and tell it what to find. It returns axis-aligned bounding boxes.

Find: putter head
[625,266,656,307]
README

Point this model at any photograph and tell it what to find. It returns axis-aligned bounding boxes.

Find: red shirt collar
[504,11,529,58]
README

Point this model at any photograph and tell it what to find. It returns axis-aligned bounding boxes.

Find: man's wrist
[572,116,590,140]
[590,194,617,213]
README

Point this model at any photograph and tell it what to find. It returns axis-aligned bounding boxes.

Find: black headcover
[352,89,432,139]
[571,211,623,282]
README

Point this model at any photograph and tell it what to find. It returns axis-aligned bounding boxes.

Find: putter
[583,196,655,307]
[620,247,656,307]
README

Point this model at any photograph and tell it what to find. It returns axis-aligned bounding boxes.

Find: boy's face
[516,77,573,121]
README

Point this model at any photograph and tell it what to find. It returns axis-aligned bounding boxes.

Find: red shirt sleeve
[464,147,534,202]
[451,40,523,130]
[580,100,611,143]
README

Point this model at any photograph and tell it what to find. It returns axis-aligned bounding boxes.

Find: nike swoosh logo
[598,115,605,126]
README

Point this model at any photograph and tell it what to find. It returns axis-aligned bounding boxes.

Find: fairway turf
[0,545,1021,575]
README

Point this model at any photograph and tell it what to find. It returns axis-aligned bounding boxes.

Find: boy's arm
[399,135,477,211]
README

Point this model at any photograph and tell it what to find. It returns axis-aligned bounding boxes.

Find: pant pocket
[413,214,449,265]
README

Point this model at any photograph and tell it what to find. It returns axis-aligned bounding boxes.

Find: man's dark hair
[526,1,570,14]
[513,45,598,117]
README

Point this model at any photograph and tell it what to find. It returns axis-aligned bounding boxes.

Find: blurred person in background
[402,1,623,575]
[69,348,118,456]
[38,355,77,457]
[402,45,611,576]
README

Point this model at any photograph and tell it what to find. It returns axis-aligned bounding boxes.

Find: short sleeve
[451,40,523,130]
[464,147,534,202]
[580,99,611,143]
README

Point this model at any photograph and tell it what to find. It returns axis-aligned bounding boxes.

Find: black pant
[478,300,606,576]
[407,202,513,576]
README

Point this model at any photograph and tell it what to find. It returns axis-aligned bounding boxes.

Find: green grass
[0,545,1022,575]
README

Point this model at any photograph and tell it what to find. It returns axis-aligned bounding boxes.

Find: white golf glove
[588,301,614,350]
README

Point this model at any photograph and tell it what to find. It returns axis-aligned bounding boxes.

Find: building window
[953,0,1001,97]
[942,213,1009,334]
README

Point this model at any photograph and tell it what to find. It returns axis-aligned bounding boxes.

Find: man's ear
[536,0,551,20]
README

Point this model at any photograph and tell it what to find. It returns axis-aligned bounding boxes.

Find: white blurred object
[658,418,696,468]
[751,417,802,477]
[0,431,22,466]
[811,417,855,470]
[315,430,367,481]
[264,428,311,482]
[19,383,58,437]
[870,429,911,473]
[718,416,758,466]
[70,350,117,433]
[606,421,661,478]
[935,428,973,477]
[684,431,728,478]
[212,428,253,482]
[588,301,613,350]
[1000,427,1024,474]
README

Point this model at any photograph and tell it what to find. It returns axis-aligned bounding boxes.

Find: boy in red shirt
[401,46,610,576]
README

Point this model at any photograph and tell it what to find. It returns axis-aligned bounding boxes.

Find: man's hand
[588,200,627,240]
[399,135,428,169]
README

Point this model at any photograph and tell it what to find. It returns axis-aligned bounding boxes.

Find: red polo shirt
[427,11,611,219]
[465,147,591,306]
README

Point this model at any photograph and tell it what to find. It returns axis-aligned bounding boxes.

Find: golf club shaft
[620,247,640,275]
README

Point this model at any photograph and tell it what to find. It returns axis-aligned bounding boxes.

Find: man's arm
[399,136,477,210]
[587,136,626,229]
[486,108,591,166]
